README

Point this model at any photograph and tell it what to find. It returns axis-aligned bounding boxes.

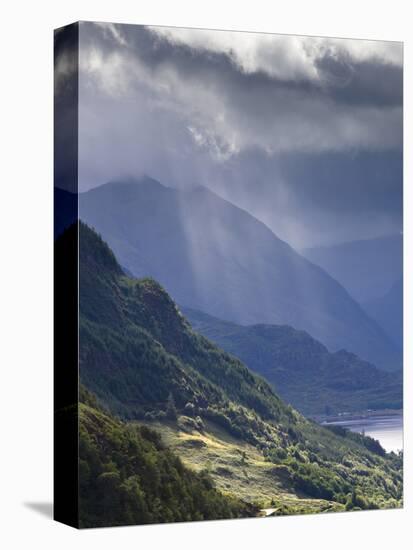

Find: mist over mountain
[302,235,403,303]
[76,24,402,252]
[363,278,403,352]
[212,151,403,250]
[78,178,400,370]
[302,235,403,350]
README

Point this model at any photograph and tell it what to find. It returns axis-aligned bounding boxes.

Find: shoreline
[312,409,403,425]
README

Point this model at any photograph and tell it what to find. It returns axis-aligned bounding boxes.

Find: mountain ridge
[183,306,402,416]
[78,178,400,370]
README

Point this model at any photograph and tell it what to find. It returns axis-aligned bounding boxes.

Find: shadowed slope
[79,178,399,370]
[183,307,402,416]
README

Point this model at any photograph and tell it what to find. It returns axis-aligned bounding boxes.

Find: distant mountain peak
[78,175,401,369]
[86,175,168,194]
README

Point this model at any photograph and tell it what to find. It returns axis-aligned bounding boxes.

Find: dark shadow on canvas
[24,502,53,519]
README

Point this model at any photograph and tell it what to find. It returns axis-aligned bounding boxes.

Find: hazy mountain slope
[183,307,402,416]
[302,235,403,303]
[67,223,402,512]
[79,178,399,369]
[363,278,403,351]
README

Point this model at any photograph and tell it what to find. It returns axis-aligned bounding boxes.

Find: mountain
[79,178,399,370]
[302,236,403,350]
[183,307,402,416]
[363,278,403,352]
[67,222,402,518]
[78,221,290,431]
[302,235,403,304]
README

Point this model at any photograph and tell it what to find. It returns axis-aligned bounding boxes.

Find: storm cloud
[73,22,402,247]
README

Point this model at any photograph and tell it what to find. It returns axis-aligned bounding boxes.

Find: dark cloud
[316,54,403,107]
[66,22,403,247]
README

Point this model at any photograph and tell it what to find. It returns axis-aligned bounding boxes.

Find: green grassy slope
[69,222,403,519]
[79,387,256,527]
[183,307,402,416]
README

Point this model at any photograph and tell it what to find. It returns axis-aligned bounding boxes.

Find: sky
[55,22,403,248]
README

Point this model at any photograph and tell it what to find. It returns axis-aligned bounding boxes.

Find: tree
[166,393,178,420]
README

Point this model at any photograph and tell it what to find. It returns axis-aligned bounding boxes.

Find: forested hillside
[59,223,403,524]
[79,387,256,527]
[184,307,402,416]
